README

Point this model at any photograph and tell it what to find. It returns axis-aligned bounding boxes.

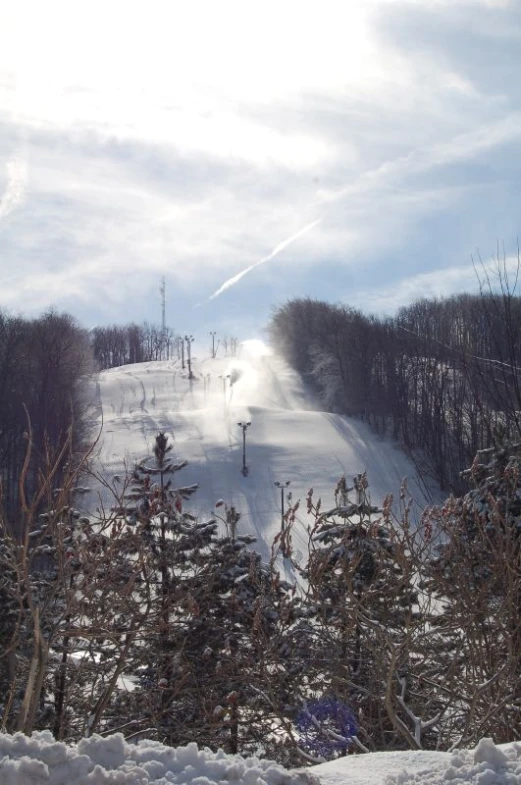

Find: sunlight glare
[1,0,379,167]
[240,339,272,358]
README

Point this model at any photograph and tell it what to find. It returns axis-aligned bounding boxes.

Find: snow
[0,731,317,784]
[2,733,521,785]
[473,739,509,767]
[89,340,437,564]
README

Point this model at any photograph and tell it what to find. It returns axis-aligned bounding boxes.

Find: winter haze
[1,0,520,334]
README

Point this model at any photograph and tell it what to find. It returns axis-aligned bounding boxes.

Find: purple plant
[296,697,357,759]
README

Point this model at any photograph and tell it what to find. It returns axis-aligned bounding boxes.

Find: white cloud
[0,155,27,221]
[0,2,378,143]
[356,265,479,315]
[354,252,521,316]
[0,0,520,328]
[314,112,521,210]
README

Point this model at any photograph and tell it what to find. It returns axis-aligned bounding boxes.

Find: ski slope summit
[91,340,435,562]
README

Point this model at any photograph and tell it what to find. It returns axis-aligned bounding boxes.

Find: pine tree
[303,473,419,751]
[108,432,217,740]
[107,435,307,759]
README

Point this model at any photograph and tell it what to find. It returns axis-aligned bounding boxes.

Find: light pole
[210,331,217,359]
[185,335,194,379]
[237,421,251,476]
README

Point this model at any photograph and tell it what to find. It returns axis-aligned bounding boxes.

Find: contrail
[0,156,27,221]
[205,217,322,303]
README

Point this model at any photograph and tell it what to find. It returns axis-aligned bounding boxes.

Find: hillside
[89,339,437,563]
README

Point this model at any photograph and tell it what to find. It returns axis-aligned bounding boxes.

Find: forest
[0,310,93,526]
[269,286,521,492]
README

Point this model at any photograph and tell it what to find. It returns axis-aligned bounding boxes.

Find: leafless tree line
[269,280,521,492]
[91,323,178,369]
[0,309,93,525]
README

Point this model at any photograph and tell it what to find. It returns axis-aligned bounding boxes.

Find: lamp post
[210,331,217,359]
[185,334,194,379]
[237,421,251,476]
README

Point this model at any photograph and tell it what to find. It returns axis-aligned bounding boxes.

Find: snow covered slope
[90,340,436,562]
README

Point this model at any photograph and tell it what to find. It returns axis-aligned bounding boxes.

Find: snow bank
[301,738,521,785]
[0,731,318,785]
[387,738,521,785]
[1,733,519,785]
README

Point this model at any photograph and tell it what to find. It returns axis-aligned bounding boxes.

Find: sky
[0,0,520,339]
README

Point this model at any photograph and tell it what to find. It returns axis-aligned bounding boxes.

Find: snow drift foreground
[1,733,520,785]
[0,731,317,785]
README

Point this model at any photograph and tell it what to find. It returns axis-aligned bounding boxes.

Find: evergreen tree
[304,473,419,751]
[108,434,307,759]
[109,432,216,740]
[157,526,303,756]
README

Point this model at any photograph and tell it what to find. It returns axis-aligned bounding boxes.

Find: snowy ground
[87,340,438,564]
[1,732,520,785]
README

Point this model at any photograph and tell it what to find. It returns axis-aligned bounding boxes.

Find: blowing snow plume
[200,218,322,304]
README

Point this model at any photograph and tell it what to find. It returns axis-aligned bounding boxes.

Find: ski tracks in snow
[90,349,439,569]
